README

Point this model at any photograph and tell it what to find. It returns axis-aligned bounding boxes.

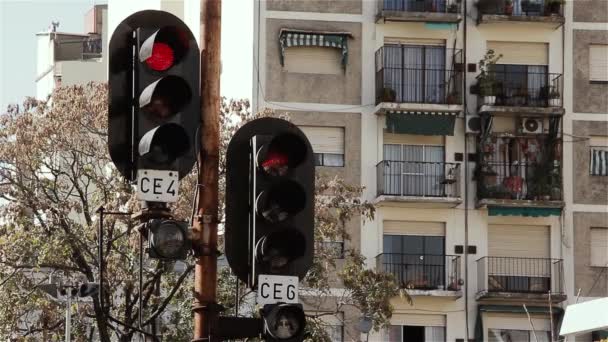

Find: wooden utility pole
[193,0,221,341]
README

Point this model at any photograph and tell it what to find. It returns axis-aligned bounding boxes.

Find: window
[590,147,608,176]
[384,325,445,342]
[488,329,550,342]
[489,64,549,107]
[383,144,445,196]
[300,126,345,167]
[591,227,608,267]
[590,45,608,82]
[322,312,344,342]
[383,234,445,289]
[284,47,342,75]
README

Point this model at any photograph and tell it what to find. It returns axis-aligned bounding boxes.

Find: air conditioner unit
[466,115,481,134]
[521,118,543,134]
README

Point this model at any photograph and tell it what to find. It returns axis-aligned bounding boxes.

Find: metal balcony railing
[379,0,462,14]
[82,38,102,59]
[478,71,563,108]
[375,47,463,105]
[376,253,461,291]
[477,256,564,295]
[477,0,564,17]
[477,136,562,201]
[377,160,461,198]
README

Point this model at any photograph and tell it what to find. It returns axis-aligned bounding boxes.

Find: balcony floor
[376,102,463,116]
[407,288,463,299]
[377,10,462,23]
[376,195,463,208]
[478,14,564,28]
[476,290,567,303]
[478,104,565,117]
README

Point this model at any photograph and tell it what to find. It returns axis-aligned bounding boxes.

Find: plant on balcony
[545,0,564,15]
[381,86,396,102]
[448,3,459,13]
[446,90,460,104]
[504,0,514,15]
[549,87,561,106]
[521,0,542,14]
[476,49,502,105]
[513,86,529,106]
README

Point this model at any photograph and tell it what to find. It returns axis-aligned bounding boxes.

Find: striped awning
[386,111,458,136]
[590,148,608,176]
[279,29,350,68]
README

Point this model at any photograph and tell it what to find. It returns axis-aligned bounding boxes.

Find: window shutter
[488,225,550,258]
[590,228,608,267]
[390,313,446,327]
[383,221,445,236]
[299,126,344,154]
[590,148,608,176]
[590,45,608,82]
[487,41,548,65]
[284,47,342,75]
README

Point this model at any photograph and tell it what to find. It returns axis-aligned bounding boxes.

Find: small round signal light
[146,42,175,71]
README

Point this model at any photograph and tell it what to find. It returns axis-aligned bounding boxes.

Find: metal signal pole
[193,0,221,341]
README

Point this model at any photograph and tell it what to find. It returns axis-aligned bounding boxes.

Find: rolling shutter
[284,47,342,75]
[590,45,608,82]
[487,42,548,65]
[384,221,445,236]
[590,228,608,267]
[488,225,550,258]
[299,126,344,154]
[391,313,446,327]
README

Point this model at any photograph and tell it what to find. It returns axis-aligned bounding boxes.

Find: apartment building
[35,4,108,101]
[253,0,607,341]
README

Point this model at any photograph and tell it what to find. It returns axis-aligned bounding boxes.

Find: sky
[0,0,253,110]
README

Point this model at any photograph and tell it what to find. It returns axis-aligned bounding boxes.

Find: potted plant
[448,3,459,13]
[447,90,460,104]
[504,0,513,15]
[548,87,561,106]
[381,87,396,102]
[545,0,564,15]
[476,49,502,105]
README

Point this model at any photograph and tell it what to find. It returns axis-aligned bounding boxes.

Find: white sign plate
[257,275,299,305]
[136,169,179,203]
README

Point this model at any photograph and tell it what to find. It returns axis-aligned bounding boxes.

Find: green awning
[488,206,562,217]
[386,111,457,136]
[475,305,564,342]
[279,29,351,68]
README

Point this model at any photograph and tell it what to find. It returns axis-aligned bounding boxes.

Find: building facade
[253,0,607,341]
[35,4,108,101]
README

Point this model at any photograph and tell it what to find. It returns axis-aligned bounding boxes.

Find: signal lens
[261,151,289,176]
[146,42,175,71]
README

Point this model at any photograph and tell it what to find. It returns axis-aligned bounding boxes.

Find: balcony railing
[375,47,463,105]
[477,0,563,17]
[377,160,461,198]
[477,136,562,201]
[377,253,461,291]
[477,256,564,295]
[478,71,563,108]
[82,38,102,59]
[379,0,462,14]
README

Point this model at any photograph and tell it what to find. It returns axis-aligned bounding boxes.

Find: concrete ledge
[478,14,564,28]
[477,198,564,209]
[376,195,463,208]
[476,290,567,303]
[378,10,462,23]
[407,289,463,299]
[375,102,463,115]
[478,104,565,116]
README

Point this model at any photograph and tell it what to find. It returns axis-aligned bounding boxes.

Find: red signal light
[145,42,175,71]
[261,151,289,176]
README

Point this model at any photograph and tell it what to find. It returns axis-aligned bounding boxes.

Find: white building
[35,4,108,101]
[253,0,608,341]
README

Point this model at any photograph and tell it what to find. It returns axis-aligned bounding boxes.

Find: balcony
[477,70,564,117]
[377,0,462,23]
[476,0,564,27]
[377,253,462,298]
[477,256,566,303]
[375,47,464,126]
[477,135,563,213]
[376,160,461,208]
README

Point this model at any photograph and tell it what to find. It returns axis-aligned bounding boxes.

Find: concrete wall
[573,30,608,114]
[266,0,362,14]
[572,120,608,205]
[264,19,362,105]
[59,60,107,87]
[573,212,608,297]
[573,0,608,23]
